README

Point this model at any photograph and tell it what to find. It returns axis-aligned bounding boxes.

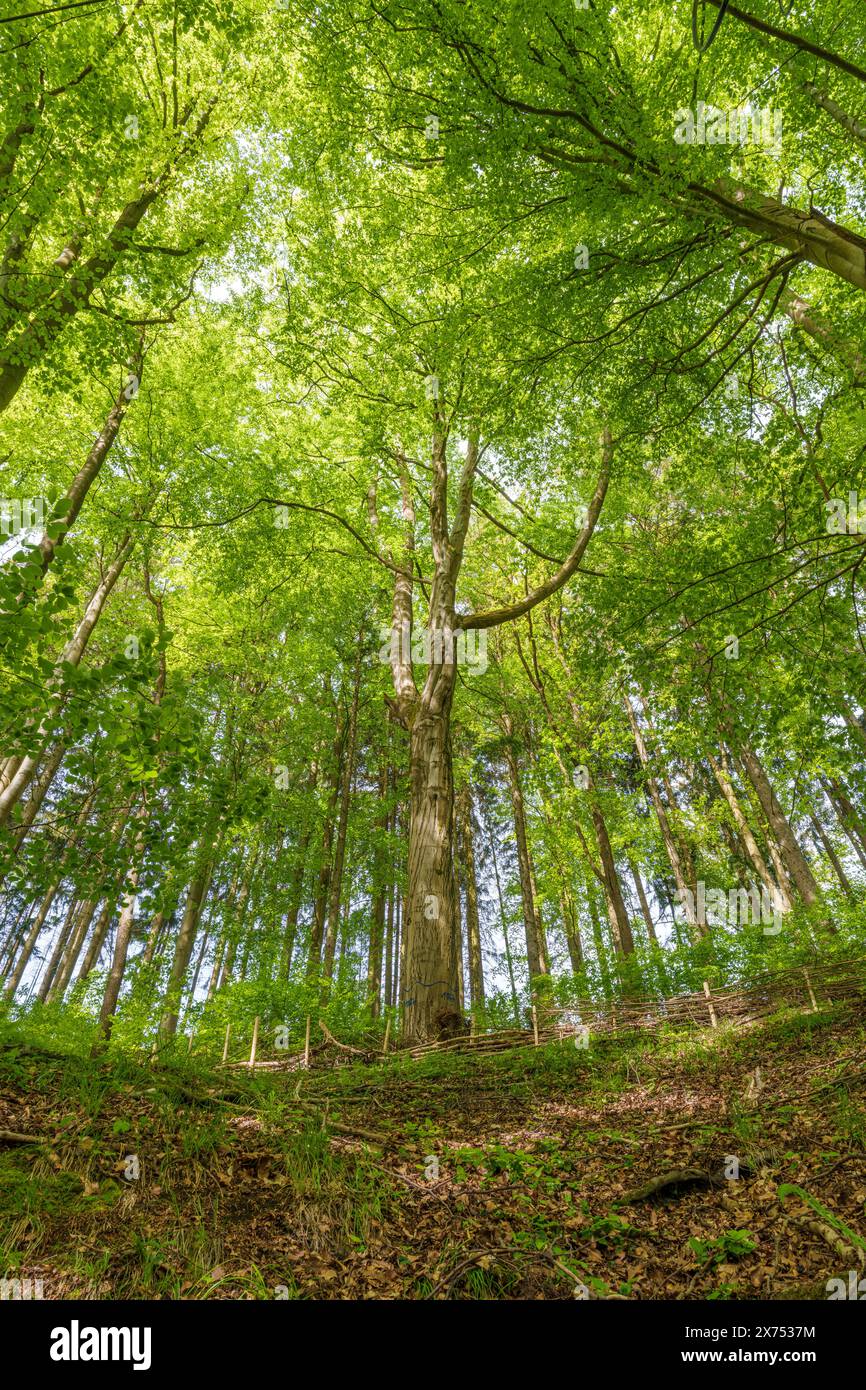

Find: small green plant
[689,1229,757,1266]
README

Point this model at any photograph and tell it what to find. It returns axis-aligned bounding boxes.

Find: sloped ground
[1,1003,865,1300]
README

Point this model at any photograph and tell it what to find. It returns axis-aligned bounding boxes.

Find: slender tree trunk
[367,766,390,1018]
[306,741,342,977]
[625,696,703,935]
[587,880,613,1002]
[628,857,658,945]
[453,855,465,1012]
[383,880,394,1016]
[822,776,866,863]
[706,748,787,907]
[93,796,149,1051]
[50,897,98,1000]
[160,854,215,1036]
[809,815,854,897]
[489,827,520,1023]
[4,883,60,998]
[736,742,822,907]
[218,847,257,988]
[322,643,363,986]
[0,743,66,886]
[280,821,313,980]
[0,535,135,824]
[76,898,113,983]
[36,895,80,1003]
[503,737,548,985]
[458,784,485,1008]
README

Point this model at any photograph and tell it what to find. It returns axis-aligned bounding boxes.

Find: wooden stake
[531,1001,539,1047]
[187,1032,194,1055]
[382,1017,391,1055]
[703,980,718,1028]
[248,1015,259,1068]
[221,1022,230,1066]
[303,1014,311,1068]
[803,968,819,1013]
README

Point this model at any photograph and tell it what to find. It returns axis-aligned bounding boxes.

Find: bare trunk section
[403,692,461,1041]
[457,783,485,1008]
[366,763,390,1018]
[159,852,215,1037]
[706,748,788,908]
[503,731,548,986]
[0,534,135,825]
[736,742,822,908]
[321,643,363,988]
[625,695,702,935]
[92,795,149,1051]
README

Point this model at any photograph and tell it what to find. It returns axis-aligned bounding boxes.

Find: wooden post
[221,1022,230,1066]
[187,1032,194,1055]
[802,968,819,1013]
[248,1015,259,1068]
[703,980,718,1028]
[382,1017,391,1055]
[531,1000,539,1047]
[303,1014,311,1068]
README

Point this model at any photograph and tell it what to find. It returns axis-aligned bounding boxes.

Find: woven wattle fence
[399,956,866,1059]
[221,956,866,1068]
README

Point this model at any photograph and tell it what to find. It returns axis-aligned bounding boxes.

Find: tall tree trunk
[50,897,98,1000]
[503,735,548,987]
[821,776,866,864]
[93,796,149,1051]
[36,894,80,1002]
[218,847,258,987]
[3,883,60,998]
[625,695,703,935]
[306,737,342,977]
[587,880,613,1002]
[403,689,461,1038]
[736,742,822,907]
[706,748,788,908]
[160,854,215,1036]
[457,784,485,1008]
[367,764,390,1018]
[321,642,363,987]
[0,534,135,824]
[628,857,658,946]
[809,815,854,897]
[279,831,310,980]
[76,898,114,983]
[489,827,520,1024]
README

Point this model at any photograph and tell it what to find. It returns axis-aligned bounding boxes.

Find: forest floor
[1,1003,865,1301]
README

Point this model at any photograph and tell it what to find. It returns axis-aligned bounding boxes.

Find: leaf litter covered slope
[1,1005,865,1300]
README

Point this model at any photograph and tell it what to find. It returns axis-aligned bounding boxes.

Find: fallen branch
[619,1169,711,1203]
[0,1129,45,1145]
[791,1216,861,1266]
[318,1021,371,1057]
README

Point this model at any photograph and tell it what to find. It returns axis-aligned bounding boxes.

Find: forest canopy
[0,0,864,1058]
